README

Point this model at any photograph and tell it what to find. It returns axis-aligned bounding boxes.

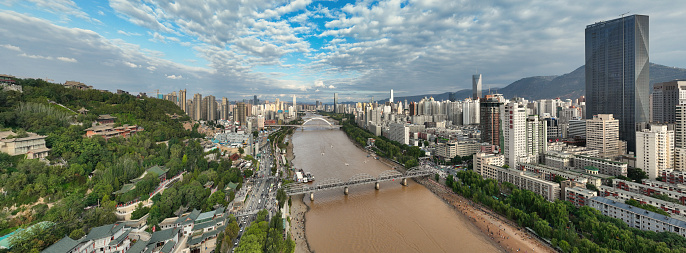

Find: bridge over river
[284,167,432,200]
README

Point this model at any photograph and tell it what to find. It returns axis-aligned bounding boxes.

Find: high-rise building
[586,114,620,159]
[292,95,297,116]
[254,95,259,105]
[390,89,394,103]
[205,95,216,121]
[334,93,339,113]
[473,74,482,99]
[651,80,686,123]
[480,94,503,146]
[192,93,202,121]
[221,97,229,120]
[585,14,649,153]
[233,102,249,125]
[637,124,674,179]
[179,89,187,113]
[502,102,527,167]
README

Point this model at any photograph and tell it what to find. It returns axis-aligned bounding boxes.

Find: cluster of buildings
[44,208,227,253]
[464,14,686,239]
[158,90,300,128]
[84,115,144,140]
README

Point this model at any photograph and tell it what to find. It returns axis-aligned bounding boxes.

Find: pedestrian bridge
[284,167,433,200]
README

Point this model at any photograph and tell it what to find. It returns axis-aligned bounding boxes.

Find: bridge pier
[401,178,407,186]
[375,182,380,190]
[344,187,349,195]
[310,192,314,201]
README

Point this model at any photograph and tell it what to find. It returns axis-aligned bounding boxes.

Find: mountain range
[383,63,686,103]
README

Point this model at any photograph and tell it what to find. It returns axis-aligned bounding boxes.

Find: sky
[1,1,685,103]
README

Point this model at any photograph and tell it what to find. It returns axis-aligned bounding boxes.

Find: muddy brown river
[290,115,501,252]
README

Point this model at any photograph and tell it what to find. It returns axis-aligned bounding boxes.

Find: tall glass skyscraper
[585,14,649,153]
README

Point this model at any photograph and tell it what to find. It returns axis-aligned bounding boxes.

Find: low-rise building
[518,163,610,187]
[598,185,686,219]
[0,131,50,159]
[543,151,574,169]
[660,170,686,184]
[64,80,93,90]
[84,124,143,140]
[572,155,628,177]
[477,163,560,202]
[613,180,686,205]
[588,196,686,237]
[473,152,505,179]
[565,186,597,207]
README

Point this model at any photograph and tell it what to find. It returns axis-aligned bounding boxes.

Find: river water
[291,115,501,252]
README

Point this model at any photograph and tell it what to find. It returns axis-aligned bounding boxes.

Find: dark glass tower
[585,14,649,153]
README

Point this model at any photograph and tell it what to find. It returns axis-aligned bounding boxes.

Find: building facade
[586,114,620,159]
[585,14,650,153]
[636,124,674,179]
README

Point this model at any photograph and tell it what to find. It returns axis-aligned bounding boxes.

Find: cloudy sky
[1,1,685,103]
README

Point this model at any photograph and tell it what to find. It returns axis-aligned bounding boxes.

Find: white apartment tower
[586,114,620,159]
[636,124,674,179]
[293,95,297,117]
[502,102,527,167]
[390,89,394,103]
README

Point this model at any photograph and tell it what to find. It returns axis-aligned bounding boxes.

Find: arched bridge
[284,168,433,200]
[268,117,340,128]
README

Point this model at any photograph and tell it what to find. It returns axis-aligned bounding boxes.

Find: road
[231,129,283,249]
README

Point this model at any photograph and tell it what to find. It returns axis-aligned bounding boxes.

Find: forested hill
[0,78,249,252]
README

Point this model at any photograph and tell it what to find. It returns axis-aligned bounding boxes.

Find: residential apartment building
[588,196,686,237]
[477,163,560,202]
[473,152,504,179]
[651,80,686,123]
[389,122,410,145]
[572,155,628,177]
[519,163,607,187]
[565,186,598,207]
[637,124,675,179]
[597,185,686,220]
[613,180,686,205]
[586,114,620,159]
[479,94,503,146]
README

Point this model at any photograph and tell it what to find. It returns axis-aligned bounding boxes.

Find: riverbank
[339,122,555,253]
[284,131,312,253]
[418,177,556,253]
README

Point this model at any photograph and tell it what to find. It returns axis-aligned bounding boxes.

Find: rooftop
[41,236,80,253]
[593,196,686,226]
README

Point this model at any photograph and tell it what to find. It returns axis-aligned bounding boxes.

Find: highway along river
[290,115,501,252]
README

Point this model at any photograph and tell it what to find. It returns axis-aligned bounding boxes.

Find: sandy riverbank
[289,196,312,253]
[284,132,312,253]
[418,178,555,253]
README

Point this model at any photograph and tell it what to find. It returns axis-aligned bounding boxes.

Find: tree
[69,228,85,240]
[628,167,648,182]
[276,188,287,209]
[238,147,245,155]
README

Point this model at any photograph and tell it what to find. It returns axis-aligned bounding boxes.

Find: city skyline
[1,1,685,103]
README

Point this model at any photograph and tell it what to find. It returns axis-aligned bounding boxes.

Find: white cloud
[313,80,324,87]
[57,56,77,63]
[124,61,139,68]
[19,53,52,60]
[166,74,183,79]
[328,85,335,89]
[147,66,157,71]
[98,10,105,16]
[1,44,21,52]
[117,30,142,36]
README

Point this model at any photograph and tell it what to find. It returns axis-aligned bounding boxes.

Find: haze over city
[1,0,686,102]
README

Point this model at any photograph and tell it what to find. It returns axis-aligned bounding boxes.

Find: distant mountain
[385,63,686,103]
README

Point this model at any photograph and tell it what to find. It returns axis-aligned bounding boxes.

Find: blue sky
[1,0,685,102]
